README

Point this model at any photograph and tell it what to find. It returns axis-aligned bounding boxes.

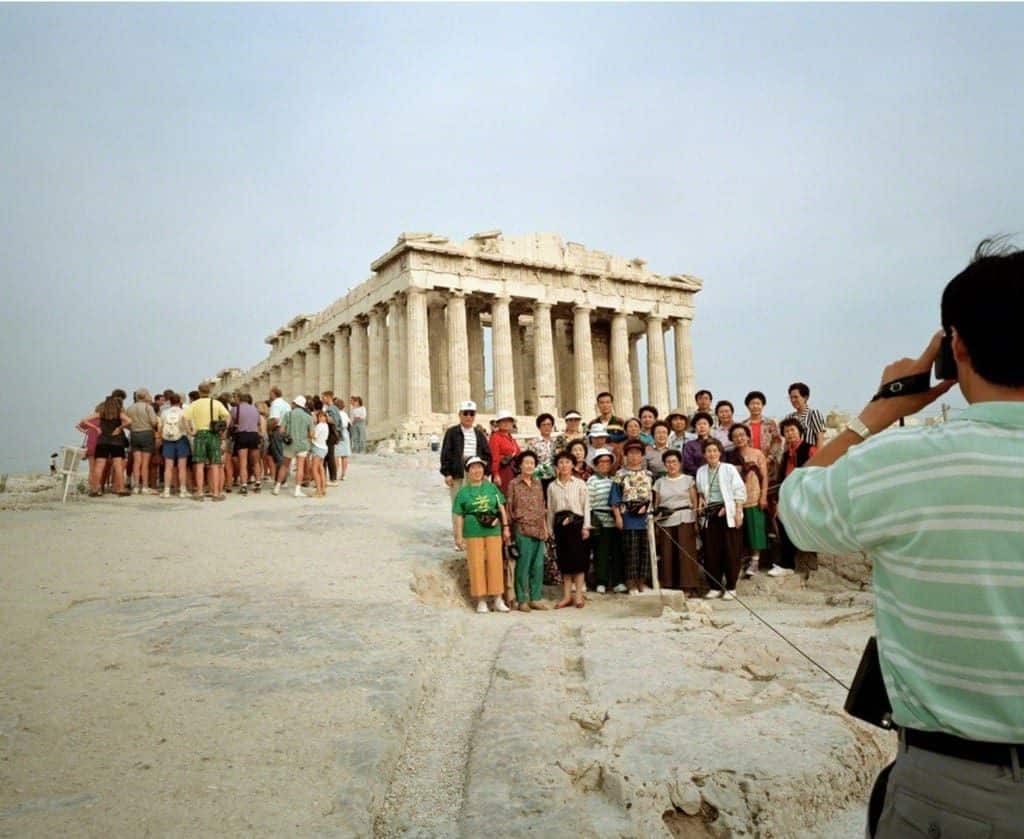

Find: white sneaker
[744,561,759,578]
[162,488,170,498]
[705,590,722,599]
[327,480,339,486]
[723,590,736,601]
[294,487,306,497]
[179,489,188,499]
[492,597,510,613]
[613,584,628,593]
[628,589,639,596]
[476,600,489,614]
[779,567,795,577]
[596,585,606,594]
[766,564,785,577]
[272,483,280,496]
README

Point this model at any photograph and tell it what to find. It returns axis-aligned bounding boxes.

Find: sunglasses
[461,410,476,416]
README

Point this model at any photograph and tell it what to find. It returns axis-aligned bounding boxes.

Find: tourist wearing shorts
[159,392,190,498]
[231,394,262,494]
[267,387,290,476]
[80,395,132,496]
[309,410,329,497]
[277,395,312,497]
[126,388,160,494]
[453,456,510,614]
[183,386,230,501]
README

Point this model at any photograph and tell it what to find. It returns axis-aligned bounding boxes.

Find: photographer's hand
[806,331,955,469]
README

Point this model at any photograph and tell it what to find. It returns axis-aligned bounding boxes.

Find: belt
[903,728,1023,767]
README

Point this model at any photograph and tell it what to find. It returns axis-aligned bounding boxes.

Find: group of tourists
[444,385,825,614]
[76,386,369,501]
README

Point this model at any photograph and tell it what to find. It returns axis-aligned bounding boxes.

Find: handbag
[210,398,227,435]
[473,511,500,528]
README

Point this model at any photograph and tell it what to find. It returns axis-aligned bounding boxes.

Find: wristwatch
[847,416,872,441]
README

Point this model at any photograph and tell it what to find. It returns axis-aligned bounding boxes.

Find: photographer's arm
[806,330,955,469]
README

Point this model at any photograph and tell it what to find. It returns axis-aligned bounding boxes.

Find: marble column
[555,318,575,413]
[673,317,696,412]
[522,325,536,415]
[532,302,556,416]
[334,326,350,401]
[629,334,642,411]
[406,288,432,418]
[305,343,320,395]
[318,336,333,394]
[511,315,525,414]
[573,305,596,416]
[645,314,669,411]
[467,306,486,407]
[350,319,369,405]
[428,303,449,413]
[367,307,388,425]
[387,297,405,421]
[291,351,305,398]
[610,310,634,418]
[447,291,471,412]
[491,295,515,413]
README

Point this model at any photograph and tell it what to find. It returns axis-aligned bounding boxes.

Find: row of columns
[234,290,695,432]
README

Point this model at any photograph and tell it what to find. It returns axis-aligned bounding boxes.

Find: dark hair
[661,449,681,464]
[111,388,127,399]
[779,417,804,435]
[241,393,253,405]
[788,382,810,399]
[701,438,722,453]
[728,423,751,441]
[596,391,613,402]
[744,391,766,407]
[169,392,183,406]
[566,438,588,453]
[98,395,122,421]
[691,411,714,429]
[516,449,538,467]
[695,389,712,401]
[535,413,555,429]
[624,417,642,433]
[554,450,577,466]
[941,238,1024,387]
[638,404,658,419]
[188,390,200,401]
[714,400,734,414]
[652,420,670,433]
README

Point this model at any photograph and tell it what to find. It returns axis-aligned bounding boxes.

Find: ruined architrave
[206,232,702,443]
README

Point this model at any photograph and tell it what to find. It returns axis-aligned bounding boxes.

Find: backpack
[162,407,184,441]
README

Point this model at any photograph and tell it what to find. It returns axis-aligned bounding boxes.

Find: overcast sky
[2,3,1022,473]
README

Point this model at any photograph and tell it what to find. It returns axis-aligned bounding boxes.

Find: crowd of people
[76,386,369,500]
[444,385,826,613]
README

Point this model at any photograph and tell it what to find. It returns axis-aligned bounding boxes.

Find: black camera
[933,333,957,381]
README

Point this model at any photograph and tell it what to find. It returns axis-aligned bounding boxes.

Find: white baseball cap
[293,395,307,408]
[563,410,582,420]
[495,409,515,421]
[459,400,477,413]
[464,455,486,468]
[588,422,608,438]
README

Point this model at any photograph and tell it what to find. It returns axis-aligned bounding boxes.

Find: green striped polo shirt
[779,402,1024,743]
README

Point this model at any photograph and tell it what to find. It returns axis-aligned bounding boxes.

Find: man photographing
[779,241,1023,838]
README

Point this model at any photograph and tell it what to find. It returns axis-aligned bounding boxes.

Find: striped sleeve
[778,458,863,555]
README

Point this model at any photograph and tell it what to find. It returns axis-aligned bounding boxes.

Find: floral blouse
[528,435,557,481]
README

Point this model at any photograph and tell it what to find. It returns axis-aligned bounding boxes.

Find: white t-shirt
[351,405,367,422]
[269,397,290,425]
[312,422,329,449]
[461,425,477,460]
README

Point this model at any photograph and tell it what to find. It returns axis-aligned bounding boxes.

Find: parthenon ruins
[209,231,702,441]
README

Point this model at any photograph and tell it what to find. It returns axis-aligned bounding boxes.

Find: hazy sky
[2,3,1022,473]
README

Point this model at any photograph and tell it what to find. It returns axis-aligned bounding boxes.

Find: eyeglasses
[461,411,476,416]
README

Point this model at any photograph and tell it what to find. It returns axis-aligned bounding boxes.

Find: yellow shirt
[183,398,229,433]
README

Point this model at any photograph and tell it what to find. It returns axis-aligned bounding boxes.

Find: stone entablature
[208,231,702,442]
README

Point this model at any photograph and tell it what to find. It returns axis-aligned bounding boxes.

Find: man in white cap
[274,395,312,497]
[439,400,491,502]
[489,409,521,490]
[555,410,585,451]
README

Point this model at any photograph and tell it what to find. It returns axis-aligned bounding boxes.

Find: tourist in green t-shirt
[452,456,510,614]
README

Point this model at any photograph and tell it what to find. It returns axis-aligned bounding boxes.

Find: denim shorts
[162,437,191,461]
[310,444,328,460]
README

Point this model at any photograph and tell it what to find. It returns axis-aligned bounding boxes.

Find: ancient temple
[207,231,701,441]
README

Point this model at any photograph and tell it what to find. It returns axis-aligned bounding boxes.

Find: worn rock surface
[0,455,888,837]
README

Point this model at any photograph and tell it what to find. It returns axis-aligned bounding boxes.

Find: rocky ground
[0,456,891,837]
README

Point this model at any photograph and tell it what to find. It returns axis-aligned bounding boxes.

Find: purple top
[232,402,260,433]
